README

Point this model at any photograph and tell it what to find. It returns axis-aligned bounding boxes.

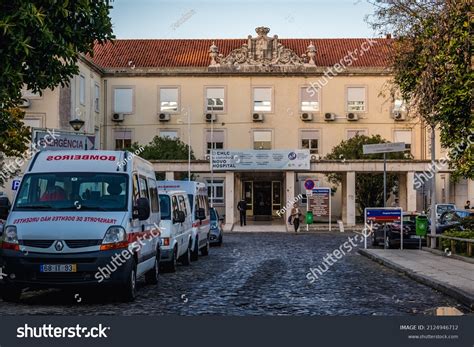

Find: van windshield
[14,173,128,211]
[159,195,171,220]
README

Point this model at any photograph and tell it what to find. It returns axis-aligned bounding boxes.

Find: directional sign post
[307,187,332,232]
[363,142,406,207]
[364,207,403,250]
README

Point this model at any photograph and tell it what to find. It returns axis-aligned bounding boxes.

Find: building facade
[7,27,473,230]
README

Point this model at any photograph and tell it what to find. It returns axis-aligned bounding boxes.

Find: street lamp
[69,118,85,132]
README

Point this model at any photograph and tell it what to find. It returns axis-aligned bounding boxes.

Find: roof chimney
[386,33,392,39]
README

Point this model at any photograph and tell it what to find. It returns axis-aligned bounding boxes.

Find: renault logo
[54,240,64,252]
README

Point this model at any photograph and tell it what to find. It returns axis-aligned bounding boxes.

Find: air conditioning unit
[347,113,358,121]
[205,113,217,122]
[19,99,30,108]
[310,154,321,161]
[324,113,335,121]
[252,113,264,122]
[159,113,170,122]
[111,113,124,122]
[300,113,313,121]
[392,110,406,121]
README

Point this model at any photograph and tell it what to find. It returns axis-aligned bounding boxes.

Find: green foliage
[441,230,474,257]
[129,136,196,161]
[0,0,114,185]
[325,134,412,215]
[368,0,473,180]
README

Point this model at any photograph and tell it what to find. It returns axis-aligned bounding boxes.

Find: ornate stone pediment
[209,27,316,71]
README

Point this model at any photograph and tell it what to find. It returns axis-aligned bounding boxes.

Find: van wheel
[164,247,177,272]
[120,262,137,302]
[191,237,199,261]
[201,237,209,256]
[145,251,160,285]
[180,242,191,266]
[1,286,22,303]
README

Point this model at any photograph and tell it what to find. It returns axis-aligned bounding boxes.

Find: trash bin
[306,211,314,224]
[415,215,429,236]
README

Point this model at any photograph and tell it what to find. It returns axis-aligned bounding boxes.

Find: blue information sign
[11,180,20,191]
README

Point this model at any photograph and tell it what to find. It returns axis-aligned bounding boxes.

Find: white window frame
[159,129,179,139]
[94,83,100,113]
[113,86,135,114]
[299,129,320,154]
[204,129,226,156]
[79,74,86,106]
[252,129,273,150]
[205,86,226,114]
[158,86,180,114]
[393,129,413,153]
[346,85,367,113]
[114,128,133,150]
[252,86,273,113]
[299,85,320,112]
[206,179,225,205]
[346,129,368,139]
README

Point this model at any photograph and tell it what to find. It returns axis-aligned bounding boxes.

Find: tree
[0,0,114,185]
[325,135,411,215]
[130,136,196,161]
[367,0,473,180]
[129,136,196,180]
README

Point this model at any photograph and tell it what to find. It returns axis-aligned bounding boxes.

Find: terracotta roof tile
[91,38,393,69]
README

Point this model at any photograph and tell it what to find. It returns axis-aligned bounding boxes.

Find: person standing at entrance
[237,199,247,226]
[465,200,471,209]
[290,203,301,232]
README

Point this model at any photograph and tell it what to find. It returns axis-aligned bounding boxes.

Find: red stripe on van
[127,228,161,243]
[192,220,210,228]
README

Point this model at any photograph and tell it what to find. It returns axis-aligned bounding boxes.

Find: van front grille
[20,240,54,248]
[65,240,102,248]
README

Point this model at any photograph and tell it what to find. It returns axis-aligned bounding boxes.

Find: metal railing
[427,234,474,257]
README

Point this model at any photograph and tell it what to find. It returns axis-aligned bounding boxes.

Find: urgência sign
[211,150,310,171]
[34,130,96,150]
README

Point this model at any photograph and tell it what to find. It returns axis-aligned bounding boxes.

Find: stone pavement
[359,249,474,310]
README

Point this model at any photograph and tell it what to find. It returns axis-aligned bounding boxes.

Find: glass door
[243,181,253,216]
[272,181,281,217]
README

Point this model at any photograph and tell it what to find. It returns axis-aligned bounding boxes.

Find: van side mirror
[173,210,186,224]
[134,197,150,221]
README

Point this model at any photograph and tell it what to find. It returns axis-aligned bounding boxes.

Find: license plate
[40,264,77,273]
[410,235,420,239]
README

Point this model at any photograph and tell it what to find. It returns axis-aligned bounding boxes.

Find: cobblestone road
[0,232,468,315]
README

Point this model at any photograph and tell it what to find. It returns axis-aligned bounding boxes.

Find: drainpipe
[430,124,437,248]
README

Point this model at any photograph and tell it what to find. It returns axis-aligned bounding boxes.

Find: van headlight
[1,226,19,250]
[100,226,128,250]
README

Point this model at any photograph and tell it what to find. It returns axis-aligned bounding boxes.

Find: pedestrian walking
[237,198,247,226]
[465,200,471,210]
[290,203,302,232]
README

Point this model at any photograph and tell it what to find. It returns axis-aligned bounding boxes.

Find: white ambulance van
[0,150,161,302]
[158,190,193,272]
[158,181,210,261]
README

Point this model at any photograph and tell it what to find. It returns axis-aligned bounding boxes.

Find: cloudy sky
[110,0,381,39]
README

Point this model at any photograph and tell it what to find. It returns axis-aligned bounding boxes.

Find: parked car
[0,150,161,302]
[436,209,474,234]
[158,190,193,272]
[428,203,456,221]
[209,207,223,246]
[372,213,428,249]
[158,181,210,260]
